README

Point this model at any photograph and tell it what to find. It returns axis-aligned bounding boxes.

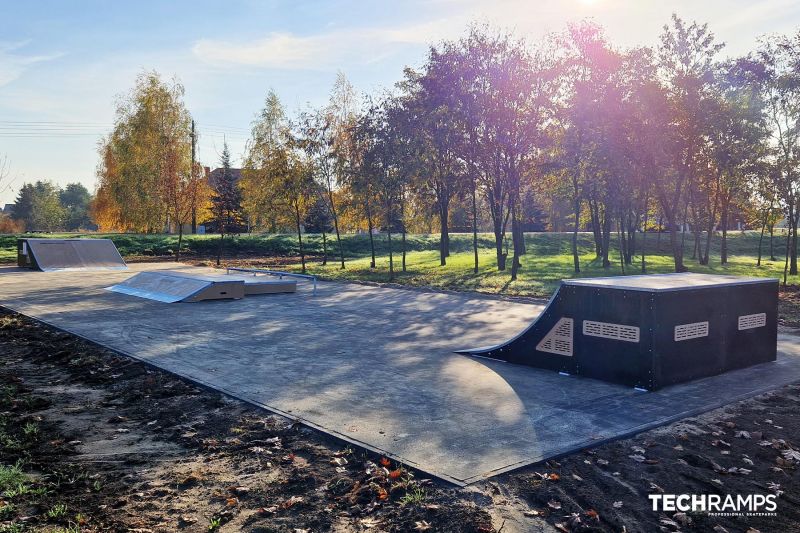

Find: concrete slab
[1,263,800,485]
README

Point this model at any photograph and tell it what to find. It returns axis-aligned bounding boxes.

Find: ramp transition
[458,273,778,390]
[18,238,127,272]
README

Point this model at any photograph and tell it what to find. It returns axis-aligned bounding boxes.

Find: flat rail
[225,267,317,295]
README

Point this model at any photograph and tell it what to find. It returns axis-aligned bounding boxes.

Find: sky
[2,0,799,206]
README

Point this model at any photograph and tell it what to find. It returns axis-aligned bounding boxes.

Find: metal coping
[563,272,777,292]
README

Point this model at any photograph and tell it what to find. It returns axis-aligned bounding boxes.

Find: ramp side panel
[458,283,577,374]
[186,280,245,301]
[241,279,297,295]
[26,239,127,271]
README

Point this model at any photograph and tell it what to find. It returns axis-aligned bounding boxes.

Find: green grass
[1,230,795,298]
[296,230,794,298]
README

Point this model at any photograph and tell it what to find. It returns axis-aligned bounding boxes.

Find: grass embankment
[1,230,794,298]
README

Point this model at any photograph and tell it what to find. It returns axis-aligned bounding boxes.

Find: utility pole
[190,119,197,234]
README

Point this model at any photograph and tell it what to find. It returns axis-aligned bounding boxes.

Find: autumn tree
[94,72,195,234]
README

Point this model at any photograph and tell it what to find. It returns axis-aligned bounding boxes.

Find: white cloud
[191,20,459,69]
[0,41,62,87]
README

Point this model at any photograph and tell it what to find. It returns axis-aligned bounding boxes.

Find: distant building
[1,204,13,217]
[207,167,242,186]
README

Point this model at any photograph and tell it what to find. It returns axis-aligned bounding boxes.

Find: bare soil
[1,309,800,532]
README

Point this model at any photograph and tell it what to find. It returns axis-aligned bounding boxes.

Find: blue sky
[2,0,799,206]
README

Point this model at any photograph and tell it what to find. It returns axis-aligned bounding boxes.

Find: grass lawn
[1,230,795,298]
[293,230,794,298]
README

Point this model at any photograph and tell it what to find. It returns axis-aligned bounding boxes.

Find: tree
[754,33,800,282]
[655,14,725,272]
[13,181,65,231]
[210,142,244,265]
[94,71,195,233]
[60,183,93,230]
[244,91,315,273]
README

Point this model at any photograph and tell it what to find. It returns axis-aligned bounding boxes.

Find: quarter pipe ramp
[458,273,778,390]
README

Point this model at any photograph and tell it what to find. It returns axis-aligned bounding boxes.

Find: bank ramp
[18,238,127,272]
[107,270,296,303]
[458,273,778,390]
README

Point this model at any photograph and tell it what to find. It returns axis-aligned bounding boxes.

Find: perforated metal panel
[536,318,573,356]
[582,320,640,343]
[674,321,709,341]
[738,313,766,331]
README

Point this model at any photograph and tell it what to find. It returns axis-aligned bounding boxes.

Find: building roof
[208,168,242,185]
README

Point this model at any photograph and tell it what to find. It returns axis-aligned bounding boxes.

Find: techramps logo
[649,493,778,517]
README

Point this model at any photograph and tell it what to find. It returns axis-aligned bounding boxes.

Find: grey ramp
[2,263,800,485]
[22,238,127,271]
[107,270,245,303]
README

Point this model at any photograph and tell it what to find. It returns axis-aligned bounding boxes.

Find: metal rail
[225,267,317,295]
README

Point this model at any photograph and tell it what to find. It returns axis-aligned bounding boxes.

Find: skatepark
[3,239,800,485]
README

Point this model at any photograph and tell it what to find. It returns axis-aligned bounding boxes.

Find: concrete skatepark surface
[1,263,800,485]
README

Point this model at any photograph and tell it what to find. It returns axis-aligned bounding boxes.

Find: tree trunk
[294,203,306,274]
[471,182,479,274]
[589,200,602,258]
[784,201,793,286]
[510,201,522,281]
[175,223,183,261]
[757,211,766,267]
[641,199,649,273]
[669,219,686,272]
[791,210,799,276]
[387,229,394,281]
[572,197,581,274]
[328,190,345,269]
[720,197,729,265]
[321,231,328,266]
[365,198,376,269]
[618,222,626,275]
[216,232,224,267]
[492,214,506,271]
[770,223,776,261]
[402,228,407,273]
[439,198,449,266]
[601,212,611,268]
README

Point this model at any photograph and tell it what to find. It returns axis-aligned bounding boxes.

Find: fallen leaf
[585,509,599,520]
[613,501,623,508]
[596,459,609,466]
[389,469,402,479]
[226,497,238,507]
[631,445,646,454]
[523,509,541,517]
[281,495,304,509]
[629,454,646,463]
[673,512,691,526]
[735,431,751,439]
[379,457,391,467]
[782,449,800,463]
[572,474,583,481]
[547,499,562,510]
[414,520,431,531]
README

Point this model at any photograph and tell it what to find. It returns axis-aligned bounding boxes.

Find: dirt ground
[1,309,800,533]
